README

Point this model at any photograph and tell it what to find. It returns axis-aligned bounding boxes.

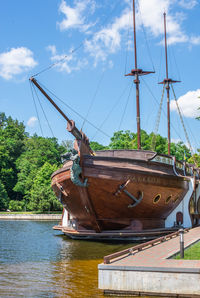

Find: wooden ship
[30,1,200,240]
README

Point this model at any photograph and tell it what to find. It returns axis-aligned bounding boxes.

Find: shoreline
[0,214,62,220]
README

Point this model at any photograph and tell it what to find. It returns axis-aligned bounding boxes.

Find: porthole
[165,195,172,204]
[153,194,161,204]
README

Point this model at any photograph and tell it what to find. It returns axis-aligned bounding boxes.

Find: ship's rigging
[29,0,195,158]
[27,0,200,239]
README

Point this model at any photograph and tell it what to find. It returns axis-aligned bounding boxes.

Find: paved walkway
[101,226,200,272]
[99,227,200,296]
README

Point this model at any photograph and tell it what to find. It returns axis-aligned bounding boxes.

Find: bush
[9,200,25,211]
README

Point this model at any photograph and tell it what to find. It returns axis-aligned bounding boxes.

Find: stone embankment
[99,227,200,297]
[0,214,62,220]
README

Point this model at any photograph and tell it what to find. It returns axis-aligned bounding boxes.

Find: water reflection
[52,237,134,297]
[0,221,160,297]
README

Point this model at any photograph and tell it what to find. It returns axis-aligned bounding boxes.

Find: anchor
[114,180,143,208]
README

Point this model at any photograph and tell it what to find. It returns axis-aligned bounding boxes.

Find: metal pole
[164,12,171,155]
[179,228,184,259]
[133,0,141,150]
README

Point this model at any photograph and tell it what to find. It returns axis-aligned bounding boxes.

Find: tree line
[0,113,65,211]
[0,112,199,212]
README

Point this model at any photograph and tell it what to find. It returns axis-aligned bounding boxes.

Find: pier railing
[104,229,189,264]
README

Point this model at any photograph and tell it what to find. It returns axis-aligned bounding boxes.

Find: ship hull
[52,150,192,233]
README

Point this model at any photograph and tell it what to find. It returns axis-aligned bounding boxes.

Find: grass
[174,241,200,260]
[0,211,62,215]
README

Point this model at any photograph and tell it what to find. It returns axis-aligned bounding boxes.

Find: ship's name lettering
[130,177,159,183]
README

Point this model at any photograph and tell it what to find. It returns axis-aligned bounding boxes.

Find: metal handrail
[103,228,189,264]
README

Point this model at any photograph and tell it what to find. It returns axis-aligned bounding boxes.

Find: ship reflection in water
[0,220,159,297]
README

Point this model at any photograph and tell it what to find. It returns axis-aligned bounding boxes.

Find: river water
[0,221,159,297]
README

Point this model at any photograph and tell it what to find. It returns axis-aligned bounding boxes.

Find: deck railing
[103,228,189,264]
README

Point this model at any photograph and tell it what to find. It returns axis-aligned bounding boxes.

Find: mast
[125,0,154,150]
[159,12,180,155]
[133,0,141,150]
[164,12,171,155]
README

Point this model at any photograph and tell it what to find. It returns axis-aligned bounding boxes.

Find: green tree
[170,141,191,161]
[188,149,200,167]
[109,130,136,149]
[0,113,26,204]
[107,129,191,161]
[14,135,65,196]
[27,162,62,211]
[90,141,108,151]
[0,180,9,210]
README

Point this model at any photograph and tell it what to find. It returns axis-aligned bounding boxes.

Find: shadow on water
[56,234,134,261]
[0,221,160,298]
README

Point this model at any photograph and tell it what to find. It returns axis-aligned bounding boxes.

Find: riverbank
[0,213,62,220]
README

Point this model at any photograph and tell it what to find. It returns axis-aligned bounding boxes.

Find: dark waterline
[0,221,159,297]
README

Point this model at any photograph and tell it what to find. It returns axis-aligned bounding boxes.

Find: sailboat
[30,1,200,240]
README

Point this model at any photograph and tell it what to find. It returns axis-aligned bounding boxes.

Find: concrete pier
[99,227,200,297]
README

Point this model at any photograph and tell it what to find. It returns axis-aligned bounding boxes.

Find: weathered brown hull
[52,150,190,233]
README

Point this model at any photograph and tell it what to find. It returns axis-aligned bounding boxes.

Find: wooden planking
[52,167,188,231]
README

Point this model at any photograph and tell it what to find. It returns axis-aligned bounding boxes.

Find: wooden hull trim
[51,150,198,233]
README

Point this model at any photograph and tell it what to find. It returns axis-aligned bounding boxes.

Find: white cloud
[178,0,198,9]
[46,45,57,55]
[0,47,37,80]
[27,116,38,127]
[84,9,131,65]
[171,89,200,118]
[57,0,95,32]
[55,0,200,68]
[138,0,200,45]
[83,0,200,66]
[190,36,200,45]
[47,45,88,73]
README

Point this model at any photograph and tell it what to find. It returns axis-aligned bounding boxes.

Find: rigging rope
[124,8,131,75]
[151,83,165,151]
[91,80,132,140]
[157,46,163,83]
[183,116,199,153]
[32,45,83,77]
[171,83,194,155]
[141,77,183,142]
[171,47,181,82]
[37,80,111,139]
[32,83,55,138]
[32,0,123,78]
[29,81,44,137]
[118,83,133,130]
[138,2,155,72]
[81,70,105,131]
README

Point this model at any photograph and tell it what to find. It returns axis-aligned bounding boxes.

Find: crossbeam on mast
[158,12,180,155]
[125,0,154,150]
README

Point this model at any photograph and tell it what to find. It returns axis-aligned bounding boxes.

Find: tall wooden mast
[159,12,180,155]
[125,0,154,150]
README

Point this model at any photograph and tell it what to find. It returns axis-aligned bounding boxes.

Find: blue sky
[0,0,200,151]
